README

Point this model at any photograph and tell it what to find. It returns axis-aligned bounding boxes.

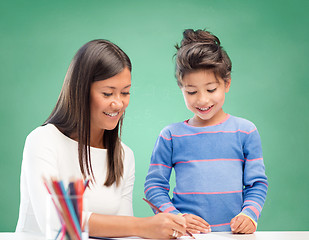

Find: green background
[1,0,308,232]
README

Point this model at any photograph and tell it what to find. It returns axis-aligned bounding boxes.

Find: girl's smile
[181,69,230,127]
[196,105,214,114]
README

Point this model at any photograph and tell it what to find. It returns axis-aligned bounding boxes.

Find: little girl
[144,29,268,234]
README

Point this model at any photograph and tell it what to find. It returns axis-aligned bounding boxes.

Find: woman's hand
[183,214,211,234]
[139,213,186,239]
[230,215,256,234]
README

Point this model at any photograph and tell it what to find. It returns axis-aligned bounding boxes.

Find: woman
[16,39,186,238]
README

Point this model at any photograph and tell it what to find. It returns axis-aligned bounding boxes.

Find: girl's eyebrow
[185,82,217,88]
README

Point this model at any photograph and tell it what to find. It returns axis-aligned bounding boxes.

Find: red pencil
[52,180,80,240]
[75,179,84,226]
[142,198,195,239]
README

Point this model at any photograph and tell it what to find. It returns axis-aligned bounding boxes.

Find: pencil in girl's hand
[143,198,161,213]
[142,198,195,239]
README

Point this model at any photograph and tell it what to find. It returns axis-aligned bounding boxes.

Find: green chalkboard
[1,0,308,232]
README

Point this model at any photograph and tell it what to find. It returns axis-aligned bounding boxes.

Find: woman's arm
[21,127,60,233]
[89,212,186,239]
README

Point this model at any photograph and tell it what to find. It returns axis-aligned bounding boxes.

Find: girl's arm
[144,130,180,214]
[144,130,210,234]
[232,127,268,233]
[89,212,186,239]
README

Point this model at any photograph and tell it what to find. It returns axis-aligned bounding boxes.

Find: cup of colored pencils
[44,177,89,240]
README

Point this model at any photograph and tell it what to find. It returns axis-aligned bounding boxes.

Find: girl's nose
[197,93,209,105]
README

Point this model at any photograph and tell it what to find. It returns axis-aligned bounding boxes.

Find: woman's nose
[111,96,123,109]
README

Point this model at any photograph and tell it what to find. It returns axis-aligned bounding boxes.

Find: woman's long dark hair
[44,39,132,186]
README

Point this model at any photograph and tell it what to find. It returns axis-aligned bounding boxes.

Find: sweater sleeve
[144,129,181,214]
[241,127,268,225]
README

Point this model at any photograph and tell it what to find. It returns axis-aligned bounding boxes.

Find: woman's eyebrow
[100,84,131,90]
[123,84,131,89]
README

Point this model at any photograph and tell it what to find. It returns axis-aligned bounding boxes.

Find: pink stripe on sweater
[160,135,172,140]
[144,186,170,194]
[256,181,269,187]
[160,128,257,140]
[159,202,172,209]
[175,158,244,164]
[184,114,231,127]
[246,158,263,162]
[150,163,172,168]
[249,181,268,188]
[163,206,176,213]
[210,222,230,227]
[243,206,260,218]
[173,190,242,195]
[244,200,262,210]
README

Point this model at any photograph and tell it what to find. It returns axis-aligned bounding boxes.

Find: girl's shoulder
[159,121,186,137]
[227,115,258,132]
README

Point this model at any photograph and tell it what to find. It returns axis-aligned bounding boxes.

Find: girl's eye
[208,88,216,93]
[103,92,112,97]
[187,91,197,95]
[121,92,130,96]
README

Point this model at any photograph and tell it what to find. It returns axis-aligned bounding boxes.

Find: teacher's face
[90,67,131,132]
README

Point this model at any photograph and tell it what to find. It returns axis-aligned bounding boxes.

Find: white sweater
[16,124,135,234]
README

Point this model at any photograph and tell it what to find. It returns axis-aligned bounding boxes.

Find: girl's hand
[140,213,186,239]
[183,214,211,234]
[230,215,256,234]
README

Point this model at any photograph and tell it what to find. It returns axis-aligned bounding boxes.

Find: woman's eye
[208,88,216,93]
[121,92,130,96]
[103,92,112,97]
[187,91,197,95]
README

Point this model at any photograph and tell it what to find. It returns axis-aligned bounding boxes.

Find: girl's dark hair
[175,29,232,87]
[44,39,132,186]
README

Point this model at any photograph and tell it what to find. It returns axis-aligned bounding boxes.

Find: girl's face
[90,67,131,133]
[181,69,231,127]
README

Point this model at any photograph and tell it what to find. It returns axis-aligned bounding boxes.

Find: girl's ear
[225,79,231,93]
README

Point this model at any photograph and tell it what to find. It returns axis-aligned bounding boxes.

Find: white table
[0,231,308,240]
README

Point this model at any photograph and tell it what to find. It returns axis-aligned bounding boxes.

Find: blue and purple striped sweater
[144,115,268,231]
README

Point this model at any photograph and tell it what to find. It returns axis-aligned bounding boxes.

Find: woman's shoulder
[25,124,72,151]
[121,142,134,159]
[121,142,135,173]
[26,124,59,142]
